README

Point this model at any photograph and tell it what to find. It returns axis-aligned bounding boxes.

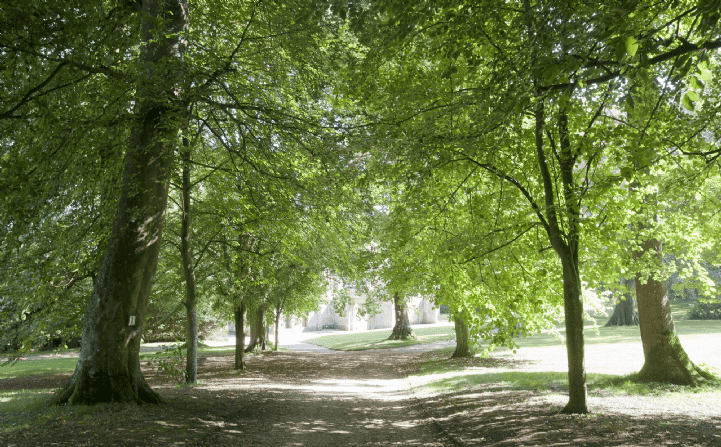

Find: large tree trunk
[452,311,473,358]
[52,0,188,405]
[604,279,639,327]
[180,140,198,383]
[389,292,413,340]
[245,306,267,352]
[635,238,712,384]
[234,301,246,370]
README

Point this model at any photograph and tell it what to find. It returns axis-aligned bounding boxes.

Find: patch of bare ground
[0,350,453,447]
[407,350,721,447]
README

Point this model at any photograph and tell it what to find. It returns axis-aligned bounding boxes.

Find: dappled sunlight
[6,328,721,446]
[118,349,449,445]
[416,385,721,446]
[256,377,410,401]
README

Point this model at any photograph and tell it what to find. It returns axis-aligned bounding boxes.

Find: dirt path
[0,349,455,447]
[191,350,453,446]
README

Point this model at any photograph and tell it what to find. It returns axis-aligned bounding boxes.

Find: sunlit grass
[410,344,721,404]
[306,326,455,351]
[409,311,721,400]
[0,358,78,380]
[1,344,243,380]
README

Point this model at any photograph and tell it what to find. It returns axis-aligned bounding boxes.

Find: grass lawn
[0,357,79,380]
[0,344,243,381]
[304,325,455,350]
[408,314,721,400]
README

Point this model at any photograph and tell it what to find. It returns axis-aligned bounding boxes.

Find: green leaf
[682,92,695,111]
[543,65,561,84]
[689,76,703,90]
[625,94,635,110]
[698,67,713,82]
[686,90,700,102]
[620,166,634,180]
[615,40,627,61]
[625,36,639,57]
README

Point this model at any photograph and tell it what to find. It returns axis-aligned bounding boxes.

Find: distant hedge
[686,302,721,320]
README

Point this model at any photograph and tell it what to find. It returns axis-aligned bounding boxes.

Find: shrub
[147,343,187,384]
[686,302,721,320]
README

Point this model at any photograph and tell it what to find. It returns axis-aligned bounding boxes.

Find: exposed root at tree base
[388,332,415,341]
[560,403,589,415]
[51,373,162,406]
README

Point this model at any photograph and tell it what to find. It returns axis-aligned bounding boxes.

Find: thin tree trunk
[452,311,473,358]
[52,0,188,405]
[535,103,588,414]
[635,238,712,384]
[560,257,587,413]
[274,304,281,351]
[389,292,413,340]
[234,301,246,370]
[180,139,198,383]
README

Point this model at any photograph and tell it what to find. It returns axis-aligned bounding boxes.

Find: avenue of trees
[2,0,721,414]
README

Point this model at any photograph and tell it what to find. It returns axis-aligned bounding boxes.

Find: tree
[267,262,327,350]
[2,0,353,402]
[331,0,721,414]
[451,310,474,358]
[51,0,189,404]
[627,167,714,384]
[178,137,200,383]
[604,280,639,327]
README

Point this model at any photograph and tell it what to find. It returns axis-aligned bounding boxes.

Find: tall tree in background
[604,280,639,327]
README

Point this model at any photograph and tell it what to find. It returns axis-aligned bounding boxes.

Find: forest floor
[1,333,721,446]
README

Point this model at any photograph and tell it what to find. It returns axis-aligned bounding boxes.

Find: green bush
[686,302,721,320]
[147,343,187,384]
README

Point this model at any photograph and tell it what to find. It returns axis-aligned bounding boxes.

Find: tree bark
[635,238,712,384]
[52,0,188,405]
[389,292,413,340]
[559,256,587,413]
[245,306,267,352]
[535,104,588,414]
[274,303,281,351]
[180,139,198,383]
[234,301,246,370]
[604,279,638,327]
[452,311,473,358]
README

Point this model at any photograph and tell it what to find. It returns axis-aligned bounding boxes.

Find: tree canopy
[2,0,721,413]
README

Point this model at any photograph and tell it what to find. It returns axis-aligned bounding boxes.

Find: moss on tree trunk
[635,238,713,384]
